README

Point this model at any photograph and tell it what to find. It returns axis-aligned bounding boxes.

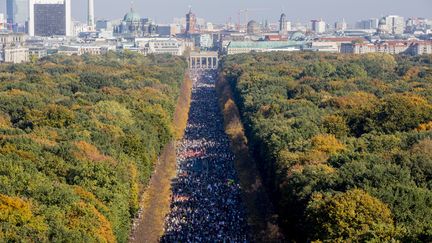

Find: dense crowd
[161,71,248,242]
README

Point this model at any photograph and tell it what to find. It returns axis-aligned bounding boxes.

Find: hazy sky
[1,0,431,25]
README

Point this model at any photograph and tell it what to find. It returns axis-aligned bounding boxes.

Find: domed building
[119,9,142,36]
[377,17,388,35]
[115,8,158,37]
[247,20,261,36]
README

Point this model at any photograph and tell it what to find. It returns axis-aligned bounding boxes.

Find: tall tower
[88,0,95,31]
[279,13,287,33]
[186,7,196,35]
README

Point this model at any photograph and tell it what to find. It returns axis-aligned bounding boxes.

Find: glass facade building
[28,0,71,36]
[6,0,28,32]
[34,4,66,36]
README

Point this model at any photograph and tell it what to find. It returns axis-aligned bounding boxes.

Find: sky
[1,0,431,25]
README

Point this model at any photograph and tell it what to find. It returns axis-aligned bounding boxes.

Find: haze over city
[1,0,432,24]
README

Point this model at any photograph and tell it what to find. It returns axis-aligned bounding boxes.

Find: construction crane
[237,8,269,32]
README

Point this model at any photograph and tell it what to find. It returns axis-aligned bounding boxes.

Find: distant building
[6,0,28,32]
[413,41,432,55]
[96,20,113,32]
[114,9,157,37]
[406,17,429,33]
[311,19,326,33]
[377,17,388,35]
[279,13,291,34]
[192,33,214,49]
[157,24,182,37]
[378,15,405,35]
[186,8,197,34]
[0,32,27,46]
[133,38,191,56]
[315,37,367,52]
[304,41,339,52]
[247,20,261,36]
[205,22,214,31]
[341,41,432,55]
[0,14,7,31]
[28,0,72,36]
[72,20,86,36]
[1,47,29,63]
[0,33,29,63]
[189,51,218,69]
[334,19,347,31]
[117,8,141,36]
[226,40,305,55]
[157,25,173,37]
[29,46,47,58]
[356,18,379,30]
[58,45,115,56]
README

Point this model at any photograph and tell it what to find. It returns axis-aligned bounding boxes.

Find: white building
[226,40,305,55]
[193,34,213,49]
[305,41,339,52]
[58,45,115,56]
[28,0,72,36]
[133,38,192,56]
[1,47,29,63]
[341,41,432,55]
[380,15,405,35]
[335,19,347,31]
[0,14,7,31]
[311,19,326,33]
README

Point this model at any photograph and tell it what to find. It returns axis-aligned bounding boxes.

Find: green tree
[305,189,397,242]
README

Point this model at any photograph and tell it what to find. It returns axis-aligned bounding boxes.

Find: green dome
[123,10,141,22]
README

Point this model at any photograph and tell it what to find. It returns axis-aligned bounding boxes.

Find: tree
[359,53,396,78]
[0,194,48,242]
[377,94,432,133]
[321,115,349,138]
[335,63,367,79]
[305,189,397,242]
[302,62,336,79]
[311,134,345,155]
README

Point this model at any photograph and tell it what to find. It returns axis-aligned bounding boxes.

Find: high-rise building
[311,19,326,33]
[186,8,197,34]
[88,0,95,31]
[379,15,405,35]
[356,18,379,29]
[28,0,71,36]
[6,0,28,32]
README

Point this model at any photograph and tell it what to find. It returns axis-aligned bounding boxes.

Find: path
[161,70,248,242]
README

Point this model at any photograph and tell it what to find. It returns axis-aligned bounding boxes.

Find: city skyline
[0,0,432,24]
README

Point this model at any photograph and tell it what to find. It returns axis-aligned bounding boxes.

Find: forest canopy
[0,52,187,242]
[222,52,432,242]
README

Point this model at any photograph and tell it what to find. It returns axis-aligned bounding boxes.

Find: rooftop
[228,40,306,49]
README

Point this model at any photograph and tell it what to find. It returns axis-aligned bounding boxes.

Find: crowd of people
[161,71,248,242]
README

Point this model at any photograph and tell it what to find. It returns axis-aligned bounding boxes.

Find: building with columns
[189,51,218,69]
